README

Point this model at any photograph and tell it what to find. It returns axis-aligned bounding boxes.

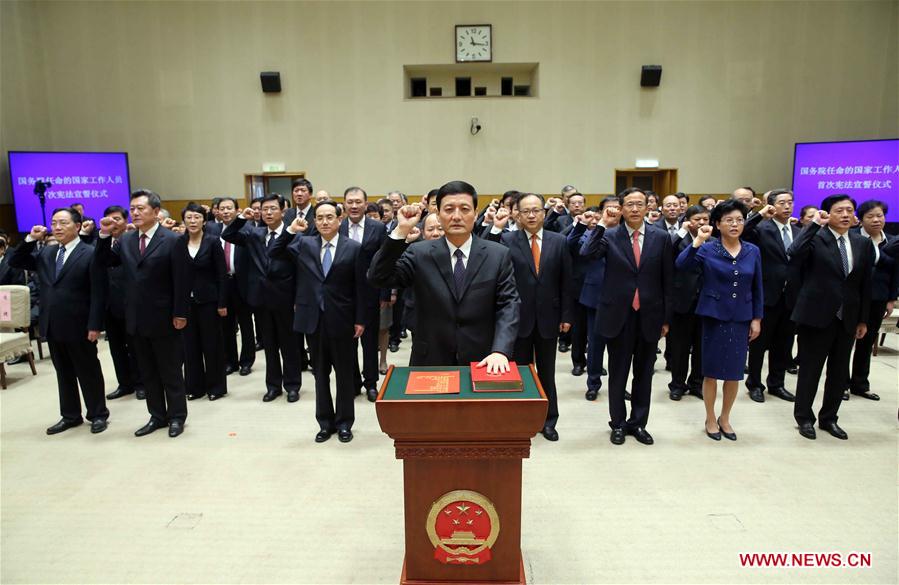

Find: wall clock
[455,24,492,62]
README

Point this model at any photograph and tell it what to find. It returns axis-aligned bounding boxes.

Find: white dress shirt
[446,236,473,269]
[624,222,645,252]
[320,234,339,263]
[860,227,882,264]
[266,222,284,245]
[348,219,365,243]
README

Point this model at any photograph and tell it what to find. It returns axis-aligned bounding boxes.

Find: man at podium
[368,180,520,374]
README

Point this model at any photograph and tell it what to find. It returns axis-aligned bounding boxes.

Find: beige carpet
[2,332,896,584]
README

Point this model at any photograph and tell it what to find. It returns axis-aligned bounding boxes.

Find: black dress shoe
[786,365,799,375]
[287,390,300,403]
[585,389,598,401]
[842,390,850,401]
[187,393,204,401]
[748,387,765,403]
[542,427,559,441]
[767,387,796,402]
[571,364,585,376]
[135,420,163,437]
[208,393,226,401]
[315,430,332,443]
[46,418,83,435]
[262,390,282,402]
[388,342,399,353]
[850,391,880,401]
[106,387,134,400]
[224,365,238,376]
[600,367,608,376]
[630,427,654,445]
[798,422,816,440]
[135,388,147,400]
[624,391,632,401]
[239,366,252,376]
[399,330,407,339]
[668,388,684,401]
[705,423,722,441]
[610,428,626,445]
[90,419,108,434]
[717,418,736,441]
[366,388,378,402]
[558,342,570,353]
[338,429,353,443]
[168,420,184,438]
[255,342,264,351]
[819,421,848,440]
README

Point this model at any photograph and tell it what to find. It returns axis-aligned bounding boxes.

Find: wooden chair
[0,285,37,388]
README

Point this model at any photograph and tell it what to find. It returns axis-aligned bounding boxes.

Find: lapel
[431,239,459,301]
[618,225,638,271]
[848,232,866,276]
[515,230,538,278]
[461,237,488,297]
[299,236,325,281]
[328,236,351,280]
[818,227,843,277]
[53,242,87,284]
[765,219,791,262]
[138,227,165,265]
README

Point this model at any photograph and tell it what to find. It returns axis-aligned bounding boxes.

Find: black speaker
[260,72,281,93]
[641,65,662,87]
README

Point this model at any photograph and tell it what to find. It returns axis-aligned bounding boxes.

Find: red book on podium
[470,362,524,392]
[405,371,461,395]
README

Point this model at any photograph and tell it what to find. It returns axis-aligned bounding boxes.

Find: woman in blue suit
[676,200,763,440]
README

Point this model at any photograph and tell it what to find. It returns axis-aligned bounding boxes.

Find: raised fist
[99,216,115,235]
[291,216,308,233]
[484,206,497,224]
[29,225,48,241]
[161,217,177,229]
[850,215,859,226]
[750,197,762,208]
[759,204,776,219]
[394,204,420,236]
[601,206,618,225]
[494,206,511,229]
[579,210,595,225]
[696,224,714,243]
[789,217,798,225]
[242,208,255,220]
[814,210,830,225]
[81,219,95,233]
[405,226,421,243]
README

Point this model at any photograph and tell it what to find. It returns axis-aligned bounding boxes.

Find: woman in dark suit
[178,203,228,400]
[848,199,897,400]
[676,200,763,440]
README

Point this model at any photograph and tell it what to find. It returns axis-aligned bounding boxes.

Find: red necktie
[531,234,540,275]
[224,240,232,273]
[631,229,641,311]
[140,234,147,256]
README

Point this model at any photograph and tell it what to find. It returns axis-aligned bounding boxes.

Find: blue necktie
[453,248,466,296]
[322,242,333,277]
[55,246,66,279]
[782,225,792,252]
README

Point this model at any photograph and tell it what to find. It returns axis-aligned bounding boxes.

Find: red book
[405,371,461,395]
[469,362,523,392]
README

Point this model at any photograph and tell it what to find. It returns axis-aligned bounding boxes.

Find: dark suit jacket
[105,239,129,316]
[488,229,573,339]
[670,232,706,315]
[788,223,874,333]
[283,205,319,237]
[850,228,898,303]
[95,226,189,338]
[581,222,674,342]
[339,217,388,308]
[177,235,227,308]
[10,239,106,342]
[567,223,605,309]
[368,235,520,365]
[0,252,26,285]
[676,239,764,322]
[742,215,802,308]
[221,217,296,308]
[270,232,366,335]
[205,221,251,301]
[544,209,573,233]
[652,219,682,240]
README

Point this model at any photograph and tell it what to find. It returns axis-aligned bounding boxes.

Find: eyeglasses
[720,218,745,226]
[519,208,544,217]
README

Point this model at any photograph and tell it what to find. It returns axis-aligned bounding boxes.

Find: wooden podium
[376,365,548,585]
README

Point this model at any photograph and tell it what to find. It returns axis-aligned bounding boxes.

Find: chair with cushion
[0,284,37,388]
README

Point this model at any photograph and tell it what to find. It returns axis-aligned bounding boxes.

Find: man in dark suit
[368,180,520,373]
[654,194,682,239]
[283,178,318,237]
[96,190,190,437]
[742,189,802,403]
[667,205,710,401]
[205,197,255,376]
[99,205,145,401]
[788,195,874,441]
[10,208,108,434]
[487,193,572,441]
[222,194,302,402]
[340,186,388,401]
[581,188,674,445]
[271,201,367,443]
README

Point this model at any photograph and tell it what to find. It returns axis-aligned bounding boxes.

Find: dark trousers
[256,305,301,394]
[514,329,559,429]
[606,309,657,430]
[106,311,141,391]
[221,279,255,369]
[48,338,108,423]
[850,300,887,394]
[389,292,406,344]
[183,302,227,398]
[747,297,795,391]
[353,304,380,391]
[310,325,355,432]
[585,306,606,392]
[132,333,187,424]
[794,318,853,426]
[569,297,588,367]
[668,310,702,392]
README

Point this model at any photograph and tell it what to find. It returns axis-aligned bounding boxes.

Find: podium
[376,365,548,585]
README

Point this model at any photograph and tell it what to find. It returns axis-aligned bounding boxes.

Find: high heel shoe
[705,422,721,441]
[717,417,737,441]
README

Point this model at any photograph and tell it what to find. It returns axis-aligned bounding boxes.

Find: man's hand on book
[476,352,510,375]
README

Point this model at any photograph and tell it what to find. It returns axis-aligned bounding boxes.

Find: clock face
[456,25,492,62]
